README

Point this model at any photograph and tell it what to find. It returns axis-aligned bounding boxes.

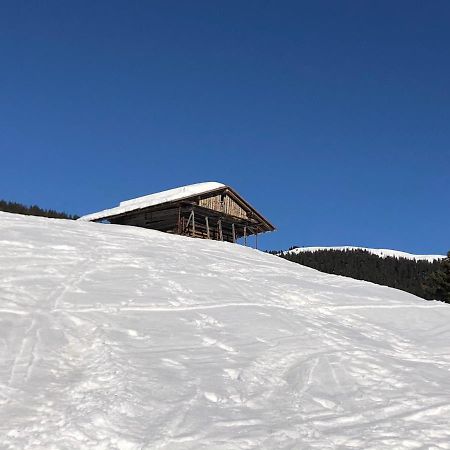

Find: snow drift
[1,211,450,449]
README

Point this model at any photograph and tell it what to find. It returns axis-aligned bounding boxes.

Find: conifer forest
[279,248,449,303]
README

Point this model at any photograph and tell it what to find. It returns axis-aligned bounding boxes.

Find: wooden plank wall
[199,194,247,219]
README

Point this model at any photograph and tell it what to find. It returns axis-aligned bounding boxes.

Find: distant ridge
[284,246,444,262]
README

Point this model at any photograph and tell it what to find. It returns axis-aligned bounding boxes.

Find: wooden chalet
[78,182,275,245]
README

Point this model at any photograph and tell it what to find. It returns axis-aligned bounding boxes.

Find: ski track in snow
[1,211,450,449]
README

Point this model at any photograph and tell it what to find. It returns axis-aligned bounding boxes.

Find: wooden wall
[199,194,248,219]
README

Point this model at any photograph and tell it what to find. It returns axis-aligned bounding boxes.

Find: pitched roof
[78,182,226,222]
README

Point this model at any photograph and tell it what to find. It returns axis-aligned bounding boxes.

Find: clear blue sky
[1,1,449,253]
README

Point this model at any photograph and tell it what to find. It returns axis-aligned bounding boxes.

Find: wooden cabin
[78,182,275,244]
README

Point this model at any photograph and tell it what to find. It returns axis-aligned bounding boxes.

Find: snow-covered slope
[284,246,444,262]
[1,212,450,449]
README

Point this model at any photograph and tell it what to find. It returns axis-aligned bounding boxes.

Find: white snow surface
[1,211,450,449]
[284,246,444,262]
[78,182,225,222]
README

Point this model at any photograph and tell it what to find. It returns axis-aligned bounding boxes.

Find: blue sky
[1,1,449,253]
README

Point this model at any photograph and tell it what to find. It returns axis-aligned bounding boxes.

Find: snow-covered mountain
[1,211,450,449]
[284,246,445,262]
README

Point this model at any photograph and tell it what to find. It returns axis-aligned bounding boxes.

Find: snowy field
[1,211,450,449]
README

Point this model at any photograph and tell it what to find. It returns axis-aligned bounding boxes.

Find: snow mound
[1,211,450,449]
[284,246,444,262]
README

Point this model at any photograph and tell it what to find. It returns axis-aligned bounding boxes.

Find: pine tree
[423,251,450,303]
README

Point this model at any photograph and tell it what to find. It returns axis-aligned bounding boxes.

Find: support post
[192,209,195,237]
[177,207,181,234]
[255,232,258,249]
[232,223,236,243]
[218,219,223,241]
[205,216,210,240]
[244,226,247,246]
[185,210,194,235]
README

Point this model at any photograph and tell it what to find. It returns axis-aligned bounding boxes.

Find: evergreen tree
[423,251,450,303]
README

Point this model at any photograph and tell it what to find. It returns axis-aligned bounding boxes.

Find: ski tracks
[7,242,101,388]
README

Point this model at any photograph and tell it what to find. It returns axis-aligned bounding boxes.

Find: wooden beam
[218,219,223,241]
[192,209,195,237]
[232,223,236,243]
[184,210,194,235]
[244,226,247,246]
[205,216,210,240]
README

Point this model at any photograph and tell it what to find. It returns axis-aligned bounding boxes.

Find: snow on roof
[283,246,445,262]
[78,182,226,222]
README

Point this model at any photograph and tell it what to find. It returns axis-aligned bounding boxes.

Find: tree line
[0,199,79,220]
[277,248,450,304]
